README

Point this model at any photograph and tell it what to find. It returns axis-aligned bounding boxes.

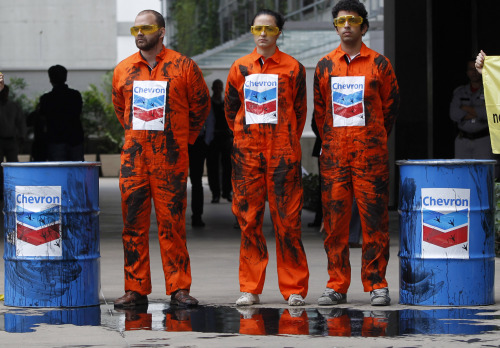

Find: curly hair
[332,0,369,31]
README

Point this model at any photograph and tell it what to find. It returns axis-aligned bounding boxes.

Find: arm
[449,87,468,123]
[224,64,241,132]
[111,68,126,128]
[313,63,326,140]
[294,63,307,138]
[204,106,215,145]
[380,59,400,135]
[15,103,26,141]
[187,60,211,145]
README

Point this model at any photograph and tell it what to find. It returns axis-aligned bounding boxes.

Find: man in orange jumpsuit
[112,10,210,308]
[225,9,309,307]
[313,0,400,306]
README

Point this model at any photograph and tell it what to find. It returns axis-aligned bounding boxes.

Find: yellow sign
[483,56,500,153]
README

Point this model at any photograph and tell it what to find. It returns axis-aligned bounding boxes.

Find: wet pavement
[0,177,499,347]
[1,304,499,337]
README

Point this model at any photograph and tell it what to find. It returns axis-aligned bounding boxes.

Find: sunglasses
[130,25,161,36]
[250,25,280,36]
[333,15,363,27]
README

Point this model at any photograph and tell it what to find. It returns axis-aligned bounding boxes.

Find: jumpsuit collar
[130,45,168,68]
[250,47,282,67]
[335,42,369,63]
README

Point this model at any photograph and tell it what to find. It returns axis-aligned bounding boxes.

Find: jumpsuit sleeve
[313,62,326,141]
[187,60,211,145]
[294,63,307,138]
[380,60,400,135]
[112,67,126,129]
[224,63,241,132]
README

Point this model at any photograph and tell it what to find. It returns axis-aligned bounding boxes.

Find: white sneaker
[370,287,391,306]
[288,294,305,306]
[236,292,260,306]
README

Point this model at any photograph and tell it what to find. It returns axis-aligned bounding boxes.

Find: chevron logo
[244,74,278,125]
[132,80,167,130]
[16,206,61,246]
[331,76,365,126]
[15,186,62,257]
[421,188,470,259]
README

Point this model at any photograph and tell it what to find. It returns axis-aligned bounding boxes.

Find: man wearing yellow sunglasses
[313,0,400,307]
[112,10,210,309]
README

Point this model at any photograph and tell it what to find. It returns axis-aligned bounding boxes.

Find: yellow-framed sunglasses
[250,25,280,36]
[333,15,363,27]
[130,24,161,36]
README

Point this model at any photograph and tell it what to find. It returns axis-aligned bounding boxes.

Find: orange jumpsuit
[225,47,309,300]
[112,45,210,296]
[313,43,399,293]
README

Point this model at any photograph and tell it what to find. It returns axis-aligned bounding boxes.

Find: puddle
[0,304,498,336]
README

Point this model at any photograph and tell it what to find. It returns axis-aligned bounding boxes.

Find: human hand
[475,50,486,74]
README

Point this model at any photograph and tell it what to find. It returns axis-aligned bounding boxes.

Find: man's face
[466,61,481,84]
[134,13,164,52]
[334,10,366,45]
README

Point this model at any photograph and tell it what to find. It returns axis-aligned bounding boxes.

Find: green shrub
[81,71,123,154]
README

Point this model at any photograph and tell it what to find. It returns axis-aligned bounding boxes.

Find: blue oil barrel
[397,159,495,306]
[2,162,101,307]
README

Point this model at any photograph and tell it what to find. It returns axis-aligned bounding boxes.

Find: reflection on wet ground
[0,304,498,336]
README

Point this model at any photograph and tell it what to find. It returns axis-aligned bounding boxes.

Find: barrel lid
[1,161,102,167]
[396,159,496,166]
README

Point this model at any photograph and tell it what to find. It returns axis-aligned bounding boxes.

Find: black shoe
[211,196,220,203]
[192,216,205,227]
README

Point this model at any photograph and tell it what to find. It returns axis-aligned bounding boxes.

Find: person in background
[225,9,309,307]
[313,0,399,306]
[450,59,491,159]
[39,65,84,161]
[0,84,26,196]
[112,9,210,308]
[207,79,233,203]
[189,104,215,227]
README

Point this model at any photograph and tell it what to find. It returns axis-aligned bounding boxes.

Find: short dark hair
[137,9,165,28]
[48,65,67,85]
[251,9,285,31]
[332,0,369,32]
[212,79,223,88]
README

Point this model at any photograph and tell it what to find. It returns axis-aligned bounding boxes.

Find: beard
[135,32,162,51]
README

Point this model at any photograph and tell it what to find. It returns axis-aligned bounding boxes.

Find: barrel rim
[1,161,102,167]
[396,159,496,166]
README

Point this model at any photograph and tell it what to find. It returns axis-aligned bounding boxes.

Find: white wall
[0,0,116,69]
[0,0,117,100]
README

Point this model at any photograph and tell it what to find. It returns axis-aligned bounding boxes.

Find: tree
[170,0,220,56]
